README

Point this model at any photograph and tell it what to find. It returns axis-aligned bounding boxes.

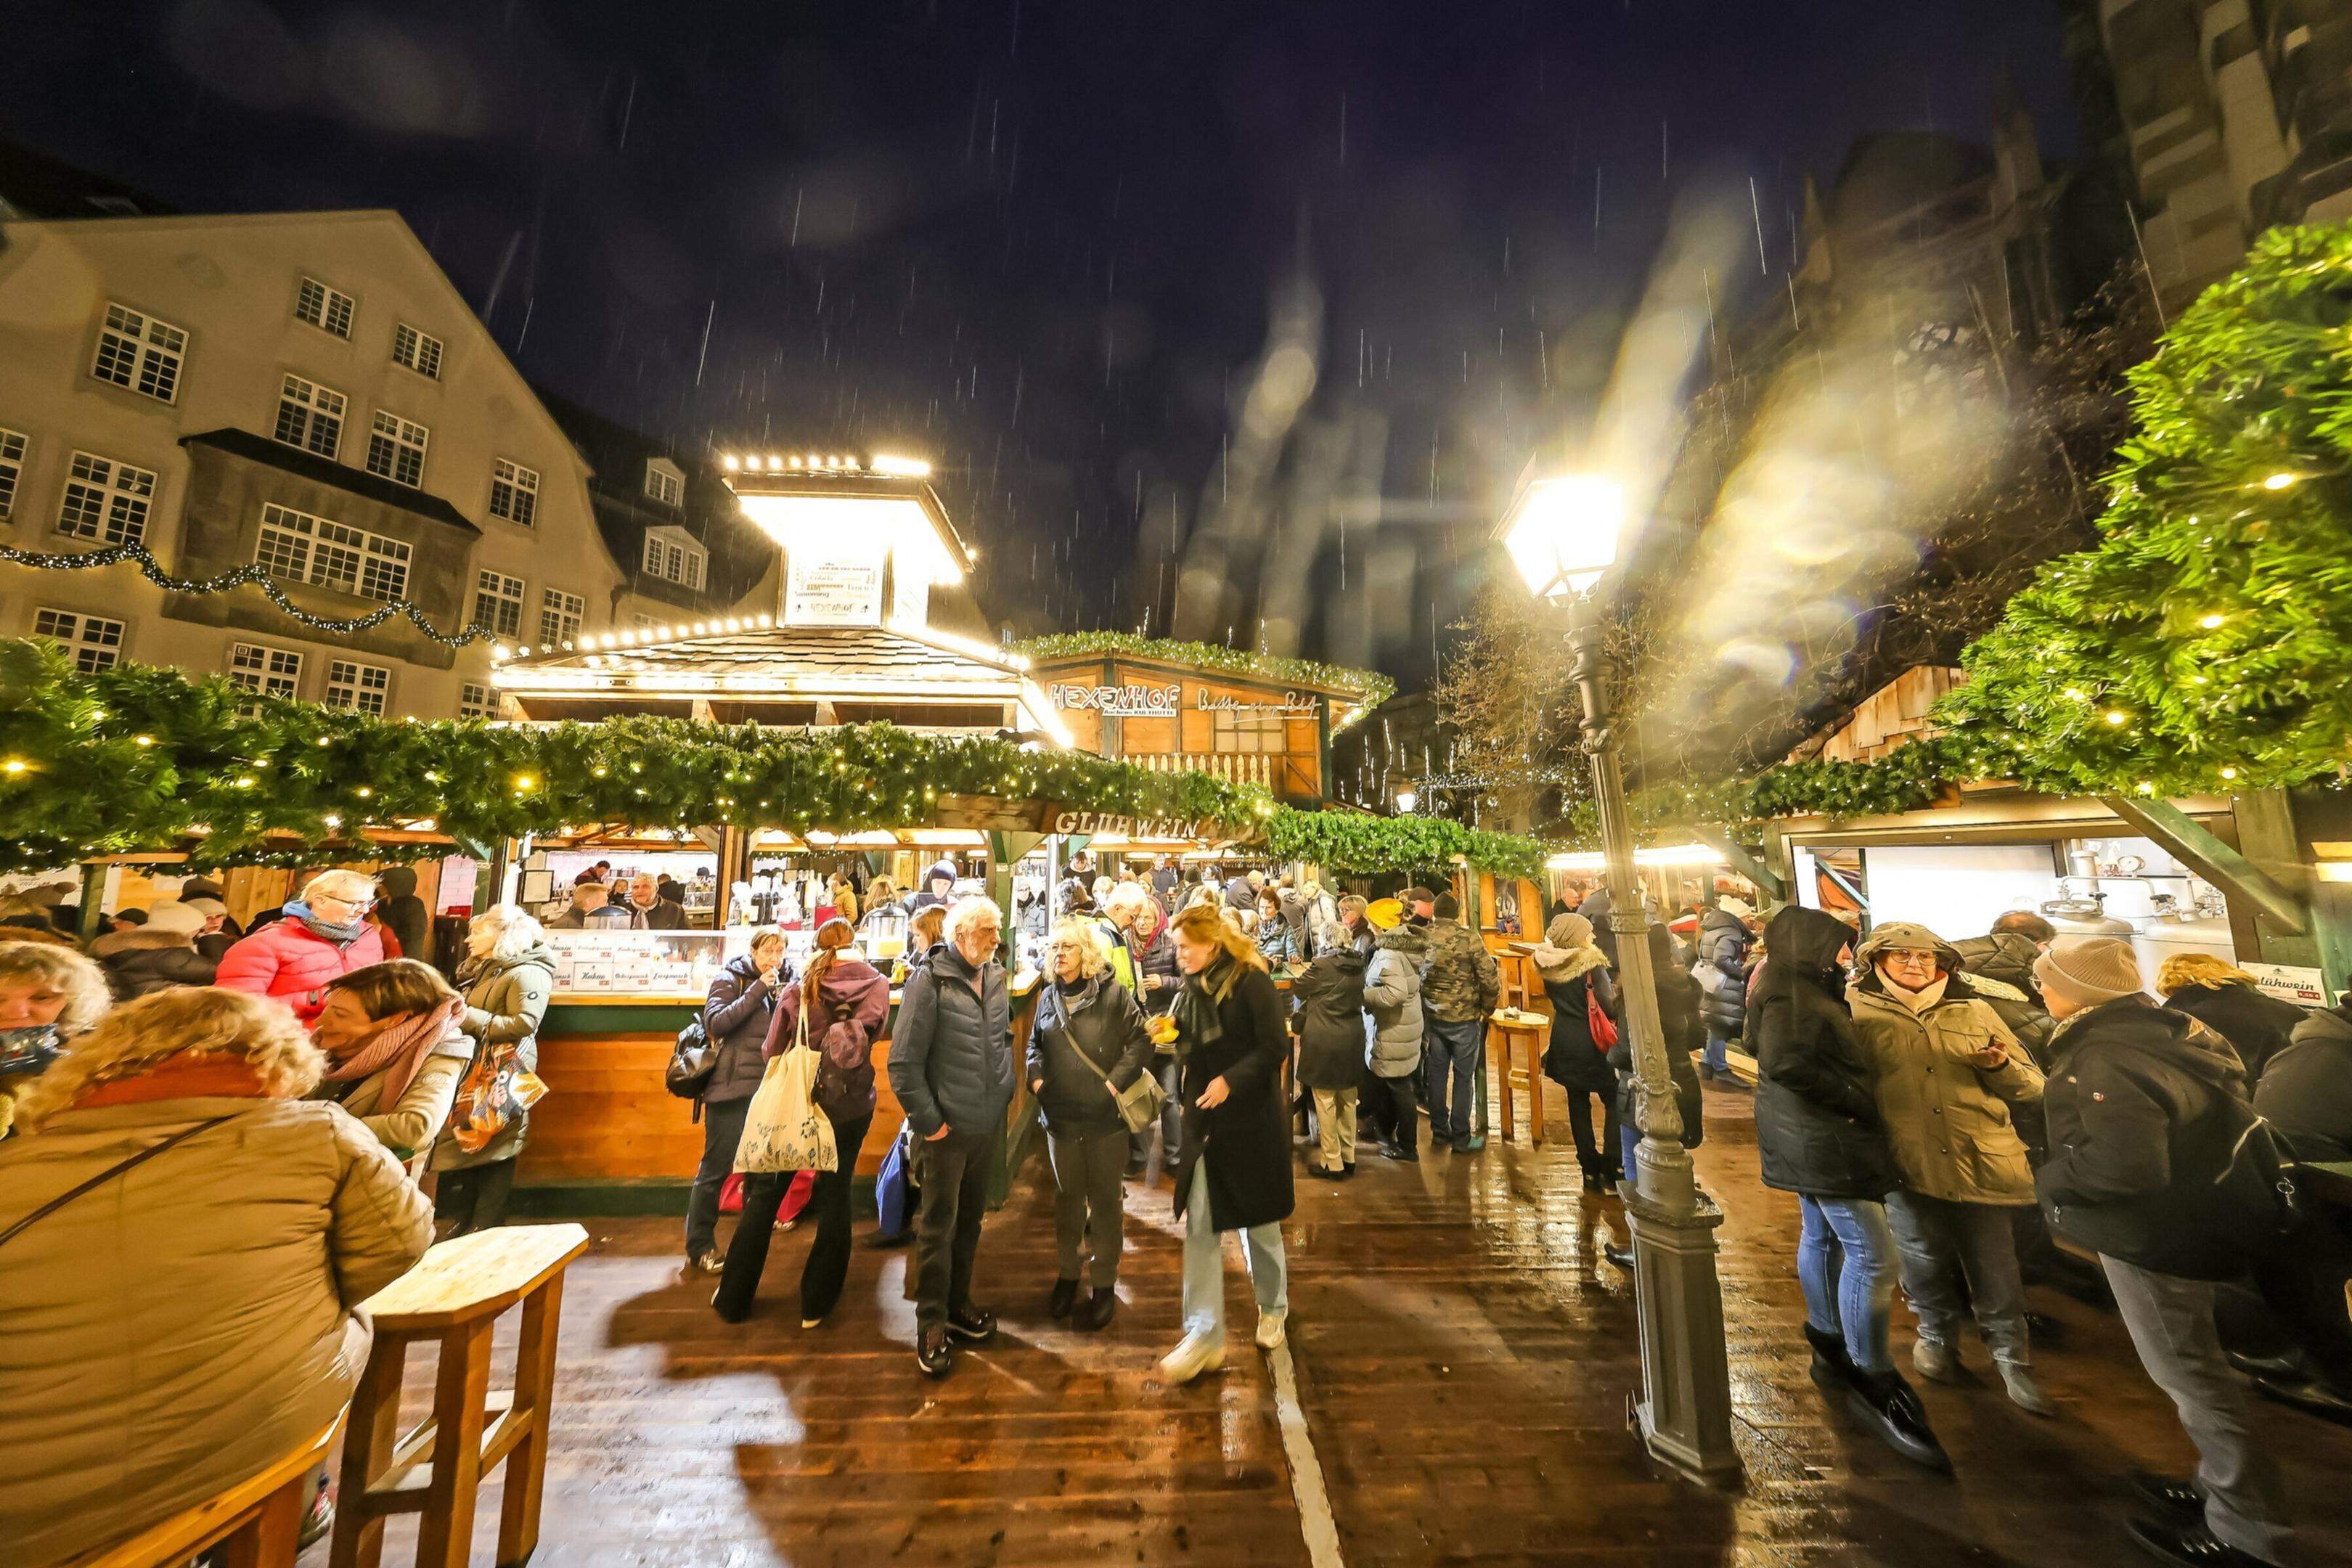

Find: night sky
[6,0,2078,687]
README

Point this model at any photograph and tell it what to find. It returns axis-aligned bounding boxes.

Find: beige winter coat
[0,1095,432,1564]
[331,1023,476,1170]
[1847,976,2045,1205]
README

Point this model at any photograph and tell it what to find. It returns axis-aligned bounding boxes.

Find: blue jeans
[1702,1031,1734,1075]
[1797,1196,1898,1373]
[1422,1015,1484,1146]
[1182,1160,1286,1338]
[1620,1121,1642,1185]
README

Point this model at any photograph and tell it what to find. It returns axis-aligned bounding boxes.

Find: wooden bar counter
[515,974,1042,1206]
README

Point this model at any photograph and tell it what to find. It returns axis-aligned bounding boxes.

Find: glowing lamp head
[1499,475,1626,603]
[1395,788,1418,814]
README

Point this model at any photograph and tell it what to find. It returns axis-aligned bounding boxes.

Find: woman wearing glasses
[214,869,387,1027]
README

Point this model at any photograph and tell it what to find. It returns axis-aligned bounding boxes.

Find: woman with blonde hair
[716,918,889,1326]
[1027,917,1152,1328]
[2158,952,2306,1082]
[213,867,385,1026]
[0,987,432,1561]
[429,905,553,1236]
[0,937,113,1139]
[1159,902,1294,1383]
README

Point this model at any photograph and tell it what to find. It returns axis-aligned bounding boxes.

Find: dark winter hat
[1432,893,1461,920]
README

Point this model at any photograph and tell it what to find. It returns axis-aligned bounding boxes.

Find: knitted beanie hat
[2034,936,2144,1010]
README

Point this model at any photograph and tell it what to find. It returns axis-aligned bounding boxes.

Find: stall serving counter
[515,925,1042,1212]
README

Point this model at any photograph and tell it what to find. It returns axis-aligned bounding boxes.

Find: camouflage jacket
[1418,918,1500,1024]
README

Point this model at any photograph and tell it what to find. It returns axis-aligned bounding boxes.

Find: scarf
[324,999,463,1105]
[1883,973,1950,1013]
[76,1053,269,1109]
[1170,953,1240,1058]
[285,899,369,946]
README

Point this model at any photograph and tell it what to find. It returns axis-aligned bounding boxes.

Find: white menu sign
[2244,962,2329,1007]
[785,555,883,626]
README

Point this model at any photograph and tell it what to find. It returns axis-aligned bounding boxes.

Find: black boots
[1803,1323,1852,1389]
[1049,1278,1079,1319]
[1078,1286,1117,1331]
[1843,1366,1951,1472]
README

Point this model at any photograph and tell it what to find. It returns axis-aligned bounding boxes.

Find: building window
[293,277,355,338]
[57,452,157,546]
[364,411,429,488]
[91,302,186,402]
[391,322,443,380]
[324,658,391,715]
[640,528,706,589]
[1211,708,1285,754]
[488,458,539,526]
[0,427,25,518]
[457,682,494,720]
[473,570,525,638]
[537,587,584,650]
[226,642,303,706]
[254,503,412,602]
[271,374,346,459]
[31,608,125,673]
[644,461,684,507]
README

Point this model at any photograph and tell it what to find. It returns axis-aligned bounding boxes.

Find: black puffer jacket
[888,942,1014,1138]
[700,954,783,1106]
[1133,923,1181,1018]
[1951,931,2044,1000]
[1696,908,1752,1037]
[2165,980,2310,1085]
[1026,972,1151,1137]
[99,936,218,1000]
[1609,924,1706,1150]
[1291,936,1371,1090]
[1750,907,1894,1199]
[2038,995,2283,1280]
[2254,1003,2352,1163]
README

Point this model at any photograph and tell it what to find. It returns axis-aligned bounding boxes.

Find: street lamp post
[1499,475,1742,1485]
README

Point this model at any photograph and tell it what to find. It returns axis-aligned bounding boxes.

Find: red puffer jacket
[213,913,386,1025]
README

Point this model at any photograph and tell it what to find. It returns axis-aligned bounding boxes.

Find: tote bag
[733,1008,838,1175]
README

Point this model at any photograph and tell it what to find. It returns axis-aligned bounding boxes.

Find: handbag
[733,1007,838,1174]
[1689,957,1727,997]
[448,1045,549,1154]
[1586,973,1620,1054]
[664,1017,716,1101]
[1063,1027,1166,1136]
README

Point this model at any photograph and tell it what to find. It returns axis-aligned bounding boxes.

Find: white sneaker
[1158,1331,1225,1384]
[1255,1309,1289,1352]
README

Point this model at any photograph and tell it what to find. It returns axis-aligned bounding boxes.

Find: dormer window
[642,525,706,590]
[644,458,685,508]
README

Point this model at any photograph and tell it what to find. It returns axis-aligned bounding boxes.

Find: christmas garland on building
[1012,632,1395,728]
[0,641,1540,877]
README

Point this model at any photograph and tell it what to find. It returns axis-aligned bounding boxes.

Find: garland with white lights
[1011,632,1395,730]
[0,539,497,645]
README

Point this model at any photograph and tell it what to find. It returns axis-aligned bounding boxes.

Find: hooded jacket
[2036,994,2284,1279]
[1420,917,1500,1024]
[907,859,961,914]
[2255,1003,2352,1162]
[429,942,554,1172]
[1695,907,1753,1036]
[0,1096,432,1564]
[1846,923,2043,1206]
[1750,907,1897,1200]
[213,908,387,1026]
[889,941,1013,1138]
[1291,934,1372,1090]
[2165,979,2310,1085]
[1531,936,1617,1095]
[1026,971,1151,1137]
[770,955,892,1122]
[1363,924,1428,1077]
[98,928,219,1000]
[1951,931,2045,1001]
[375,865,430,965]
[701,953,783,1106]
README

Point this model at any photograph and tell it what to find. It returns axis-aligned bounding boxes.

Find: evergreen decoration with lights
[1012,632,1395,727]
[0,642,1542,877]
[0,539,497,645]
[1936,221,2352,796]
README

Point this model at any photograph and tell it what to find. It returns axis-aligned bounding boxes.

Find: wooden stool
[68,1413,343,1568]
[332,1222,590,1568]
[1487,1010,1550,1147]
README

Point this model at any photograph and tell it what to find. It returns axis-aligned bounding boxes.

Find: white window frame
[226,642,303,705]
[57,451,158,546]
[537,587,584,650]
[293,277,355,339]
[30,607,126,673]
[0,426,25,519]
[640,526,706,589]
[271,373,346,459]
[457,682,495,720]
[1211,707,1285,755]
[324,658,391,715]
[364,410,429,489]
[643,460,684,507]
[254,502,412,602]
[391,322,444,380]
[91,301,187,403]
[488,457,539,527]
[473,569,525,638]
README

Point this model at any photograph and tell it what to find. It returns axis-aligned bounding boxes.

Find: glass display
[546,928,753,999]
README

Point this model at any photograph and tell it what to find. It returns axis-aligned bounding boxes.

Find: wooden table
[332,1223,591,1568]
[1486,1009,1550,1147]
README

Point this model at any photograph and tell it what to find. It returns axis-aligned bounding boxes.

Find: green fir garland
[1012,632,1395,727]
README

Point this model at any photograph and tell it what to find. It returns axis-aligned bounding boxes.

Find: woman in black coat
[1531,912,1622,1187]
[1159,902,1294,1384]
[2157,955,2309,1084]
[685,928,788,1272]
[1606,922,1707,1183]
[1290,901,1371,1178]
[1751,906,1946,1471]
